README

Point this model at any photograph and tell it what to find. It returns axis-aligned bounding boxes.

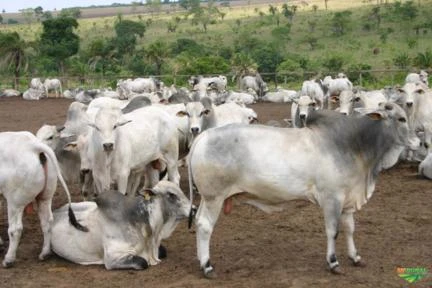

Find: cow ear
[140,189,155,200]
[114,119,132,129]
[56,125,65,133]
[88,123,99,131]
[176,110,189,117]
[330,96,339,103]
[366,112,384,121]
[63,141,78,152]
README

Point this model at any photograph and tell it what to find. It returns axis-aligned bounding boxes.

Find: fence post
[359,72,363,87]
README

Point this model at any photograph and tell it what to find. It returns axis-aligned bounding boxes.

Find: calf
[50,181,191,270]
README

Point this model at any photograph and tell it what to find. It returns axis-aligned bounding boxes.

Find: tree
[113,19,146,57]
[59,8,81,19]
[34,6,43,22]
[189,1,221,32]
[86,38,116,76]
[20,8,34,25]
[414,50,432,68]
[146,40,169,75]
[0,32,32,88]
[231,52,258,88]
[331,10,352,36]
[0,15,2,24]
[39,17,79,74]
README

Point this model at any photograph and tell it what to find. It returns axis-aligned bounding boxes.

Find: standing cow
[240,73,268,98]
[0,131,86,267]
[44,78,63,98]
[188,103,410,278]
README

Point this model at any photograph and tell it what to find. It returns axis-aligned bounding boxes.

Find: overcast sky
[1,1,135,13]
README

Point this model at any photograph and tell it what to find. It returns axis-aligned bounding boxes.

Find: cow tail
[36,143,89,232]
[187,153,195,230]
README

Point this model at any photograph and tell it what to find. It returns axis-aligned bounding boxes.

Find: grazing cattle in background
[405,70,429,87]
[50,181,192,270]
[189,75,227,93]
[0,131,86,267]
[23,88,45,100]
[44,78,63,98]
[290,95,316,128]
[85,106,180,196]
[30,78,44,91]
[188,103,410,278]
[301,79,328,109]
[0,89,21,97]
[240,73,268,98]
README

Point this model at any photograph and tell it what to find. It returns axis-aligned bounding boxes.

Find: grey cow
[188,103,410,278]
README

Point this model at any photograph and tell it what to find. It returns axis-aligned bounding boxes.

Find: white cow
[225,90,256,105]
[419,153,432,179]
[240,74,268,97]
[85,106,180,196]
[188,103,410,278]
[176,98,258,141]
[23,88,45,100]
[50,181,191,270]
[262,88,298,103]
[189,75,227,93]
[30,78,44,91]
[116,78,160,99]
[405,70,429,87]
[0,131,86,267]
[334,90,387,115]
[290,95,316,128]
[44,78,63,98]
[322,75,353,97]
[0,89,21,97]
[301,79,327,109]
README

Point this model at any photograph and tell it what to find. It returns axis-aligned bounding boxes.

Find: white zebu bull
[0,132,86,267]
[44,78,63,98]
[50,181,191,270]
[188,102,410,278]
[405,70,428,87]
[0,89,21,97]
[86,106,180,196]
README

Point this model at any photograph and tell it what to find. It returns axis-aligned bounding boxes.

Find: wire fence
[0,68,429,92]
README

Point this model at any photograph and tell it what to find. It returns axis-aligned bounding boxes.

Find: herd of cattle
[0,70,431,277]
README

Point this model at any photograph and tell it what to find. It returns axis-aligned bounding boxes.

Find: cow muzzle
[191,127,200,135]
[406,102,413,108]
[103,143,114,152]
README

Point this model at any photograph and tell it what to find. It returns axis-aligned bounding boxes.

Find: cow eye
[415,89,424,94]
[354,97,361,102]
[201,109,211,116]
[47,136,54,140]
[398,117,406,123]
[167,192,178,201]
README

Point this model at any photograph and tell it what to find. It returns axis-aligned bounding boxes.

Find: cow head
[89,108,132,153]
[176,97,213,136]
[294,95,316,125]
[398,82,426,110]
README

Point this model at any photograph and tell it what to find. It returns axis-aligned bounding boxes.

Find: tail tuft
[68,206,89,232]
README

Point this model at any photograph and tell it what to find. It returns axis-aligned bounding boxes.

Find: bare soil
[0,97,430,288]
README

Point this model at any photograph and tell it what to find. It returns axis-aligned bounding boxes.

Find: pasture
[0,97,430,287]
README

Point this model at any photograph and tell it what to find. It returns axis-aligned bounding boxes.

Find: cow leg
[322,198,343,274]
[3,205,25,267]
[0,199,3,246]
[117,169,130,195]
[36,198,53,261]
[196,197,224,278]
[340,211,364,267]
[104,254,149,270]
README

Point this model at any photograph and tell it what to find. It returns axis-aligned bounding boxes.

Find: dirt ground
[0,97,430,288]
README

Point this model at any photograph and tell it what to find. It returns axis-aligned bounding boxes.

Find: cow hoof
[203,269,217,279]
[353,259,366,267]
[130,256,148,270]
[330,266,344,275]
[159,245,167,259]
[2,260,14,268]
[39,252,52,261]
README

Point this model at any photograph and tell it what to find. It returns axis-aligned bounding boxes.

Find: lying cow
[188,102,410,278]
[0,131,86,267]
[50,181,191,270]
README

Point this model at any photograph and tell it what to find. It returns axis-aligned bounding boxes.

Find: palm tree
[146,40,169,75]
[0,32,33,89]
